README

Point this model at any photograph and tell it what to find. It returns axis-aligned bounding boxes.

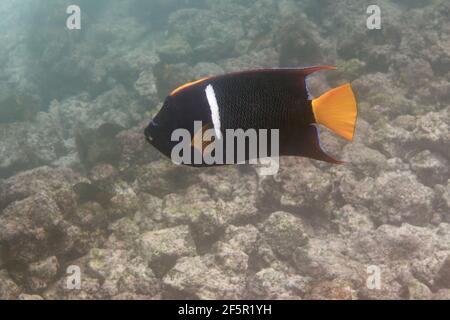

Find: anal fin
[282,125,343,164]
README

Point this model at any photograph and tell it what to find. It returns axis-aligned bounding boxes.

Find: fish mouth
[144,122,154,143]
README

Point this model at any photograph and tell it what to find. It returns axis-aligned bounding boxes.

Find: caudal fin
[311,83,358,141]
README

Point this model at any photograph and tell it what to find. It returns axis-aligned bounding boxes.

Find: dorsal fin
[170,77,209,96]
[298,66,337,77]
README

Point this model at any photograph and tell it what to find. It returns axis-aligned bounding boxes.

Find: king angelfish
[145,66,358,166]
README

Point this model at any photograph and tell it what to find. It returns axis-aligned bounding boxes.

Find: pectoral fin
[191,123,214,154]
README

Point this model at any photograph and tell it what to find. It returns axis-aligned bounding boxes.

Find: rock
[139,225,196,275]
[278,16,324,66]
[198,166,258,203]
[352,73,416,119]
[43,273,101,300]
[107,180,139,219]
[167,8,244,62]
[441,182,450,220]
[0,94,40,124]
[247,268,310,299]
[357,264,406,300]
[406,279,433,300]
[156,35,193,64]
[433,289,450,300]
[161,184,258,244]
[414,107,449,159]
[49,86,142,138]
[153,62,195,97]
[116,128,162,174]
[161,187,219,226]
[0,113,66,178]
[88,163,120,185]
[133,160,197,197]
[107,216,141,249]
[134,70,158,103]
[73,202,108,229]
[0,166,108,269]
[0,193,64,263]
[84,165,139,219]
[214,242,248,273]
[163,255,245,299]
[121,48,160,74]
[136,193,164,225]
[435,255,450,289]
[307,280,355,300]
[220,48,279,73]
[260,160,333,212]
[86,248,160,298]
[409,150,449,186]
[430,80,450,103]
[191,62,224,79]
[261,212,308,259]
[293,238,365,284]
[340,171,435,226]
[18,294,44,300]
[352,224,437,264]
[0,270,20,299]
[342,143,388,177]
[27,256,59,292]
[366,121,413,158]
[335,58,366,81]
[392,0,430,8]
[75,123,124,169]
[411,251,449,288]
[398,58,434,90]
[222,225,260,255]
[0,166,80,211]
[333,205,375,236]
[253,239,279,269]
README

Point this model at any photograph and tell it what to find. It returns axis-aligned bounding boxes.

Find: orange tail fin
[311,83,358,141]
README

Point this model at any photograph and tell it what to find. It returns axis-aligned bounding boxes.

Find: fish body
[145,66,357,166]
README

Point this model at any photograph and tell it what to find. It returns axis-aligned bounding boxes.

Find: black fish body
[145,66,357,166]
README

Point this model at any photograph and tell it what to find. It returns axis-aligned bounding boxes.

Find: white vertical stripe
[205,84,223,140]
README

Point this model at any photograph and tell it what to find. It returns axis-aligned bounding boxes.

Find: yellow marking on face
[191,123,213,154]
[170,77,209,96]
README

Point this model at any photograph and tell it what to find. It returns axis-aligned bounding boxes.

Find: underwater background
[0,0,449,300]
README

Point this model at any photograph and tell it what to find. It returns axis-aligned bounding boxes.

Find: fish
[145,66,358,166]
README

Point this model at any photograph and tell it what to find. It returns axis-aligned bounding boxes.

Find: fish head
[145,82,211,160]
[145,96,183,158]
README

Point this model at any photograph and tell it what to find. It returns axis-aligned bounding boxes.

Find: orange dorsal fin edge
[170,77,209,96]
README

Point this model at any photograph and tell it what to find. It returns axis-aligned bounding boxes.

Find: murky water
[0,0,449,300]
